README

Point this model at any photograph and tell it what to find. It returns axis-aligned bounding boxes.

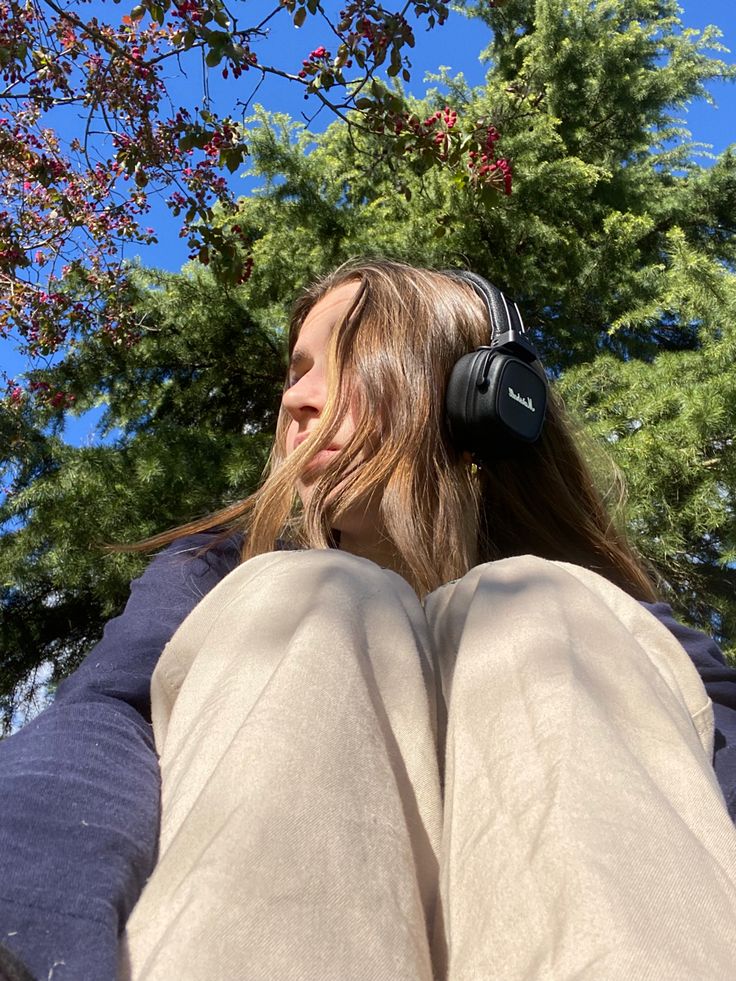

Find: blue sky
[2,0,735,446]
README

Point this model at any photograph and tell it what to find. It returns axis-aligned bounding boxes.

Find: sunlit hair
[125,258,657,600]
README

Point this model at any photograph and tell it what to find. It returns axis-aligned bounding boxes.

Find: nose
[281,368,327,421]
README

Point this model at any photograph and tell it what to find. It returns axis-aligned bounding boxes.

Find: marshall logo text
[508,387,535,412]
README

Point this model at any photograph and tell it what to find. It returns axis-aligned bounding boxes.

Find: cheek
[335,389,363,445]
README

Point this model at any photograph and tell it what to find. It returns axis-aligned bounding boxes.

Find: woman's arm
[643,601,736,821]
[0,533,240,981]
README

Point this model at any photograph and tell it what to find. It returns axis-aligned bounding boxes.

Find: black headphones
[443,270,548,464]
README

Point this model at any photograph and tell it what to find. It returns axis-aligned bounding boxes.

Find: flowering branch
[1,0,513,413]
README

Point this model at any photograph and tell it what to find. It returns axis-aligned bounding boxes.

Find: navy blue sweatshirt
[1,533,735,981]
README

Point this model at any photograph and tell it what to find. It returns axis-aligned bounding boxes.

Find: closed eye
[286,347,313,389]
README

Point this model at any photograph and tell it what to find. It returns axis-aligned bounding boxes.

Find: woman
[1,259,736,981]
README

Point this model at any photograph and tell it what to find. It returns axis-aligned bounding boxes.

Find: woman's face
[282,279,398,562]
[281,280,362,481]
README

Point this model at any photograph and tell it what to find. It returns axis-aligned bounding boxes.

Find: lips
[294,431,339,451]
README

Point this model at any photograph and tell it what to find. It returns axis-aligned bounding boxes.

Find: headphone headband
[443,269,525,339]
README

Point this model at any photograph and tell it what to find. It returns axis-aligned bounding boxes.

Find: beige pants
[119,551,736,980]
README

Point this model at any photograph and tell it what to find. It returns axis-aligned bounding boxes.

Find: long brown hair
[122,258,657,601]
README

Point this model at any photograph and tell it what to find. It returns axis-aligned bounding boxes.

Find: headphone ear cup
[445,349,547,461]
[445,349,487,452]
[442,268,548,461]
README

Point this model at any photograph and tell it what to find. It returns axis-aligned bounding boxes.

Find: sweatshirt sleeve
[0,533,240,981]
[642,601,736,822]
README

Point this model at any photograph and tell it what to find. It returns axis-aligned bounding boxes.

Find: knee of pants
[215,546,420,632]
[152,548,425,750]
[427,552,564,633]
[440,553,687,691]
[426,554,633,689]
[249,545,403,592]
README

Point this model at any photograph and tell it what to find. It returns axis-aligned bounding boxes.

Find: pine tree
[1,268,283,730]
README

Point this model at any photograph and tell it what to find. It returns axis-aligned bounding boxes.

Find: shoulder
[640,601,729,672]
[141,529,244,594]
